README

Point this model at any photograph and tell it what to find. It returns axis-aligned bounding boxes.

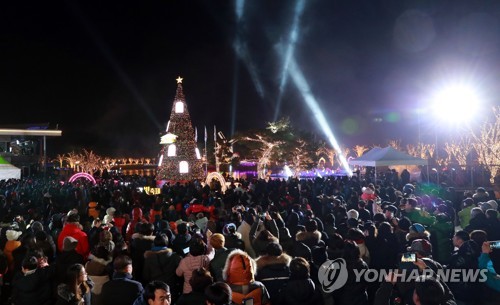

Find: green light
[341,118,359,135]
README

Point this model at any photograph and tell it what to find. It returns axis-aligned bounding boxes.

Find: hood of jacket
[256,253,291,269]
[144,248,173,258]
[296,230,321,243]
[131,233,155,241]
[222,249,256,285]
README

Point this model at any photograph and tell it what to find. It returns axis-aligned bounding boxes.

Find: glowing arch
[69,172,96,185]
[205,172,227,193]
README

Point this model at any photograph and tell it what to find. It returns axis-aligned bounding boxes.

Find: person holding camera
[375,258,457,305]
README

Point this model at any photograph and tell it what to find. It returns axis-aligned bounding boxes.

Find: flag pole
[204,126,208,176]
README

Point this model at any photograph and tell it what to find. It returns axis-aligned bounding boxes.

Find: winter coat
[11,266,55,305]
[176,253,211,294]
[237,221,256,258]
[249,218,279,256]
[55,250,85,283]
[85,255,112,305]
[209,247,234,282]
[458,205,474,228]
[175,291,206,305]
[255,254,291,305]
[143,247,182,302]
[447,240,481,303]
[278,227,294,255]
[223,250,271,305]
[4,239,21,271]
[366,235,399,270]
[277,278,323,305]
[129,233,155,283]
[478,253,500,293]
[334,259,369,305]
[57,223,90,259]
[404,208,435,226]
[55,279,94,305]
[101,272,144,305]
[224,233,245,251]
[296,230,324,249]
[429,220,454,264]
[171,233,192,257]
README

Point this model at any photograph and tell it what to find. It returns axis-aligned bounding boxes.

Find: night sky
[1,1,499,157]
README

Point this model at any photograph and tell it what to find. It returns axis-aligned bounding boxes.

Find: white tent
[349,146,428,181]
[0,156,21,180]
[349,146,428,167]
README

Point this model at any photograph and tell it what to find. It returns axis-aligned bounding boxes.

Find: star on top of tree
[176,76,183,84]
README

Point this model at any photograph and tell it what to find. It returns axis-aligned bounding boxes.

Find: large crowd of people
[0,173,498,305]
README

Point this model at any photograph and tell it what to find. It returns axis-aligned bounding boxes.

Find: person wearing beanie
[464,208,488,233]
[222,223,245,251]
[57,213,90,259]
[4,227,22,271]
[55,236,85,284]
[143,234,182,303]
[473,187,489,204]
[406,223,431,245]
[347,209,359,221]
[209,233,233,282]
[458,198,475,228]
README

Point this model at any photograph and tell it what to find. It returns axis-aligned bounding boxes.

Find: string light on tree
[156,77,204,181]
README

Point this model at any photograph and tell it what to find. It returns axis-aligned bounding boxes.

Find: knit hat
[408,239,432,257]
[470,207,483,219]
[479,202,493,213]
[409,223,425,234]
[106,207,116,216]
[347,209,359,220]
[103,215,113,225]
[30,221,43,232]
[384,205,398,214]
[6,229,22,241]
[210,233,225,249]
[223,223,237,235]
[487,200,498,211]
[63,236,78,251]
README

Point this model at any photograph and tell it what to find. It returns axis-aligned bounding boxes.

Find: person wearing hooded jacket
[223,249,271,305]
[143,234,182,302]
[57,213,89,259]
[255,243,291,305]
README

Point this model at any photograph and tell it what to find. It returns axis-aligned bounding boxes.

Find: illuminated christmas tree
[156,77,204,181]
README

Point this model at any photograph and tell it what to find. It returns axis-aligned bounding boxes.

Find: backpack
[232,285,263,305]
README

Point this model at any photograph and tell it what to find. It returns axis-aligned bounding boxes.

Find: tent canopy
[0,156,21,180]
[348,146,428,167]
